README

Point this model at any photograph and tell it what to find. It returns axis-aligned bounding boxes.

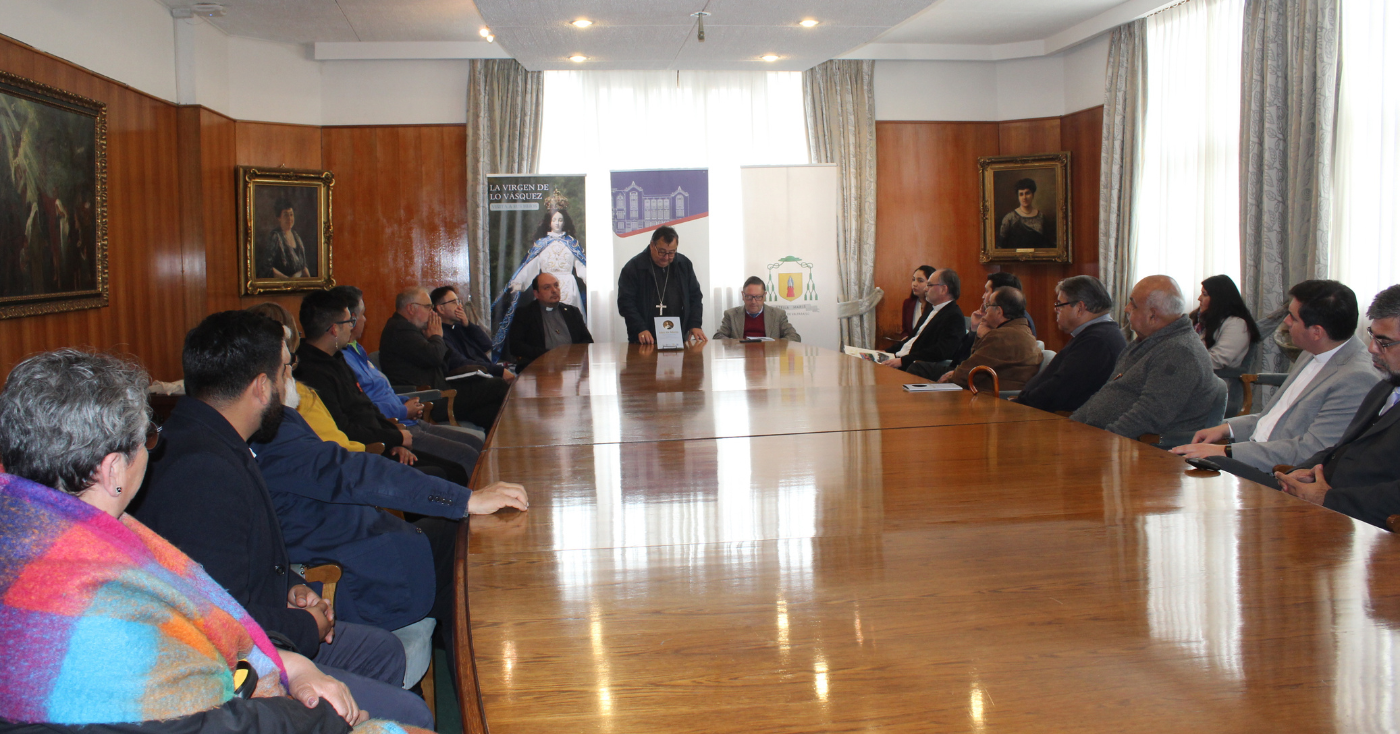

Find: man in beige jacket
[713,276,802,341]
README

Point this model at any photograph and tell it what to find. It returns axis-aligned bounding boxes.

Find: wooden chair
[1387,515,1400,533]
[966,365,999,396]
[1237,372,1289,417]
[302,563,342,601]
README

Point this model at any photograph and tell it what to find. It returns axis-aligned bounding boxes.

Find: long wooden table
[456,341,1400,733]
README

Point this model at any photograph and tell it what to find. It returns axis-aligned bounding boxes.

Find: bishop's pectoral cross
[655,302,667,315]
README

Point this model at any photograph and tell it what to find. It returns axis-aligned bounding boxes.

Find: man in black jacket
[133,310,431,727]
[889,268,967,377]
[294,290,471,485]
[1016,275,1127,413]
[509,272,594,369]
[1276,284,1400,528]
[617,226,705,344]
[430,284,515,381]
[380,286,511,430]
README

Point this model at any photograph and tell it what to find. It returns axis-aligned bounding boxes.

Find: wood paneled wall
[0,36,473,379]
[321,125,470,354]
[0,36,188,380]
[875,107,1103,351]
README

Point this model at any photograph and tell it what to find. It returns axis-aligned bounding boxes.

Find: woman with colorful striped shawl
[0,350,430,734]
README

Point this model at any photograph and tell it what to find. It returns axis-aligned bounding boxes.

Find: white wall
[873,35,1109,122]
[321,60,470,126]
[226,36,322,126]
[1,0,178,101]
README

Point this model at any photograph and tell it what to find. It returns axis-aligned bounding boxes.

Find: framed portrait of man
[978,152,1071,264]
[238,166,335,295]
[0,70,108,320]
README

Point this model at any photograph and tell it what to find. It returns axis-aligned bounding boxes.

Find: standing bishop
[617,226,706,344]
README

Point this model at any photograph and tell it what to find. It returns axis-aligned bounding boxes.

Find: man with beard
[1273,284,1400,528]
[132,311,432,727]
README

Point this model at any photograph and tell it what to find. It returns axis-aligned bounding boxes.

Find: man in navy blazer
[1015,275,1126,414]
[1275,285,1400,528]
[135,311,433,727]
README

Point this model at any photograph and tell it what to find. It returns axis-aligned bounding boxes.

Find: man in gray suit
[713,276,801,341]
[1071,275,1227,447]
[1172,280,1378,476]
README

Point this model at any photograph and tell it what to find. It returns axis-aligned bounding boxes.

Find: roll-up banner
[740,165,841,351]
[609,169,709,344]
[485,174,587,358]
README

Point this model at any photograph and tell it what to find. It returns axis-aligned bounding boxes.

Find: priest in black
[617,226,705,344]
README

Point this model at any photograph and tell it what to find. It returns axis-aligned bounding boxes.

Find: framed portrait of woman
[978,152,1071,264]
[238,167,334,295]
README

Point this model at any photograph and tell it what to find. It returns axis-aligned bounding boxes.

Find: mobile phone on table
[1185,457,1222,472]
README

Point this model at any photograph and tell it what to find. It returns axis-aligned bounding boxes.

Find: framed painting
[978,152,1071,264]
[238,166,335,295]
[0,70,107,319]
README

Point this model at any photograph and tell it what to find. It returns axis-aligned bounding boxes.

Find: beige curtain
[803,60,879,349]
[1098,20,1146,324]
[1240,0,1339,372]
[465,59,543,327]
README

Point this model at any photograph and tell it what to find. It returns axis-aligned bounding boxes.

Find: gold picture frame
[238,166,335,295]
[978,152,1071,264]
[0,69,108,319]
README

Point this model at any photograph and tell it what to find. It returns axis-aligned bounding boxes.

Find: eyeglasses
[742,294,766,302]
[439,299,460,308]
[984,304,1003,311]
[652,244,678,258]
[333,315,357,327]
[1369,327,1399,352]
[1052,301,1075,309]
[145,423,163,451]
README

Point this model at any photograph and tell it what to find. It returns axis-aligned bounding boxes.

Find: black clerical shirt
[616,247,703,342]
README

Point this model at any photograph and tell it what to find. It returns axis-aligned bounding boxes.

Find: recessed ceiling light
[761,54,780,62]
[799,19,819,28]
[572,19,593,28]
[570,55,588,62]
[479,27,491,38]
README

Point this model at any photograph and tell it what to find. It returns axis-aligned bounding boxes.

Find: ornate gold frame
[238,166,335,295]
[978,152,1072,264]
[0,70,108,319]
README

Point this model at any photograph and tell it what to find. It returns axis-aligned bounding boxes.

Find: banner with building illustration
[485,174,586,358]
[740,165,840,351]
[608,169,709,344]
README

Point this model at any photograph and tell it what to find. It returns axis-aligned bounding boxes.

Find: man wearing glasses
[1273,284,1400,529]
[713,276,801,341]
[617,226,706,345]
[934,286,1040,390]
[1015,275,1126,413]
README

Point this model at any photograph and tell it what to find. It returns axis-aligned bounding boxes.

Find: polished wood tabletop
[461,342,1400,733]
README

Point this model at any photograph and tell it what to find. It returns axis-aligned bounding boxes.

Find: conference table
[454,340,1400,733]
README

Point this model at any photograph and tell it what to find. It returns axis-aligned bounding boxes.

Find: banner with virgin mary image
[486,174,586,359]
[608,169,709,345]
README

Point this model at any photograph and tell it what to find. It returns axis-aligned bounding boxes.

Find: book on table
[654,317,684,349]
[843,346,893,364]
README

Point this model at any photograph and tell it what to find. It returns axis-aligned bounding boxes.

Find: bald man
[1070,275,1228,447]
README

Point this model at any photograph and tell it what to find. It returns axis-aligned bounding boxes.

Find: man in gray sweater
[1071,275,1227,447]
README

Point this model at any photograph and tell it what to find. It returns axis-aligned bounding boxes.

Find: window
[1330,0,1400,309]
[1133,0,1246,294]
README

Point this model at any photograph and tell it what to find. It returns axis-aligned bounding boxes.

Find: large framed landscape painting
[978,152,1071,264]
[238,166,335,295]
[0,70,107,319]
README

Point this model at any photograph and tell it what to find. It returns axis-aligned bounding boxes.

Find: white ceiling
[159,0,1160,66]
[876,0,1129,45]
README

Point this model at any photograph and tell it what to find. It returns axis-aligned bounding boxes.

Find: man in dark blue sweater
[1015,275,1127,414]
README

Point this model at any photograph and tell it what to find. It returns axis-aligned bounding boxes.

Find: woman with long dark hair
[1193,274,1261,370]
[898,265,936,340]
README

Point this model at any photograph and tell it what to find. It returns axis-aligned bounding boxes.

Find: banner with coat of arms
[741,165,840,351]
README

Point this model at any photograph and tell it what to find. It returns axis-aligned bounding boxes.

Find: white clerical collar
[545,306,555,312]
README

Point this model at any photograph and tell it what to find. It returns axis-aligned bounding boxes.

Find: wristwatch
[1223,444,1233,458]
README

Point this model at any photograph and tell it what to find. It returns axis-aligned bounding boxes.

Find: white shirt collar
[1308,340,1346,366]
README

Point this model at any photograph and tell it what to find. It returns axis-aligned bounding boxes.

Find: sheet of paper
[902,383,963,392]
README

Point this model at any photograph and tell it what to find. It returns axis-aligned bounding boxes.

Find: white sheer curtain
[1133,0,1246,293]
[538,70,808,339]
[1330,0,1400,310]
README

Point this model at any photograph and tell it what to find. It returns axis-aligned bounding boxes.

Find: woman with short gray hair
[0,349,422,733]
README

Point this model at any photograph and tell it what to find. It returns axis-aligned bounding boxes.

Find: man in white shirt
[887,269,967,376]
[1173,280,1377,478]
